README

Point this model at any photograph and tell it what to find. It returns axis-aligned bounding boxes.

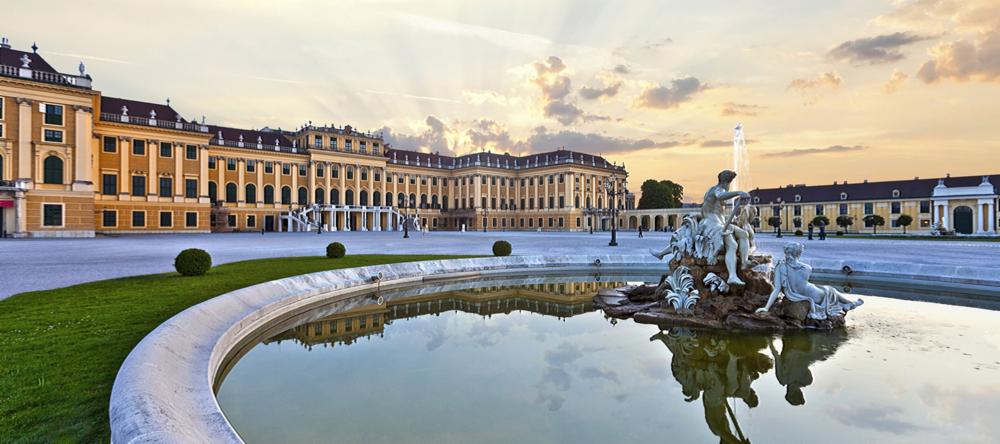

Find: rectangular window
[185,179,198,198]
[102,174,117,195]
[132,211,146,228]
[891,202,901,214]
[102,136,117,153]
[359,141,367,153]
[208,157,217,169]
[313,135,323,148]
[42,204,63,227]
[43,104,64,125]
[920,201,931,214]
[102,210,117,227]
[159,142,173,158]
[0,122,4,138]
[132,175,146,196]
[794,205,801,216]
[186,145,197,160]
[864,203,874,214]
[282,164,290,175]
[185,212,198,228]
[246,160,256,173]
[345,140,353,151]
[159,177,172,198]
[362,169,369,181]
[410,176,415,185]
[330,138,338,150]
[265,162,273,174]
[227,214,236,227]
[839,203,848,215]
[375,170,381,181]
[247,215,256,227]
[132,139,145,155]
[226,159,236,171]
[44,129,63,143]
[316,164,325,178]
[298,165,307,176]
[815,205,824,216]
[159,211,173,228]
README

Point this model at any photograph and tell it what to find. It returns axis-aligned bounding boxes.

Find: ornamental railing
[99,112,209,133]
[0,64,93,89]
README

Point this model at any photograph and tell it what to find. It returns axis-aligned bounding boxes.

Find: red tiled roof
[750,174,1000,204]
[0,47,58,73]
[209,125,293,147]
[101,96,187,122]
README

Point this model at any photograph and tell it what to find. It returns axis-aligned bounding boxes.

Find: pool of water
[216,275,1000,444]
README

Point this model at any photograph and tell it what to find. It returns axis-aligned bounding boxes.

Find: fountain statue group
[595,170,863,331]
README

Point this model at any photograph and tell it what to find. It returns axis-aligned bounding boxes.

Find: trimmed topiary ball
[326,242,347,258]
[836,230,845,236]
[492,240,512,257]
[175,248,212,276]
[794,230,804,236]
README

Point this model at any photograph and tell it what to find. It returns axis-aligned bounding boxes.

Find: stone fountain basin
[108,255,1000,443]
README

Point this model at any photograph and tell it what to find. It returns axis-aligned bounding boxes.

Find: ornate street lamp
[605,174,620,247]
[483,206,489,232]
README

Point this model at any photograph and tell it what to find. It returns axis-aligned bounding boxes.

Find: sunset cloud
[527,127,681,154]
[828,32,931,64]
[883,69,908,94]
[916,29,1000,83]
[787,72,843,91]
[764,144,867,158]
[634,77,707,110]
[720,102,763,117]
[579,81,622,100]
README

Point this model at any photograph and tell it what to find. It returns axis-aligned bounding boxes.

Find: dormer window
[840,192,848,200]
[794,194,801,202]
[891,189,900,198]
[753,196,760,203]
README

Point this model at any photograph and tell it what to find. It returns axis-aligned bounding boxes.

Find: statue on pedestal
[755,242,863,320]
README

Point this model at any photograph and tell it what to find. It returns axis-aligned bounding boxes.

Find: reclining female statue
[756,242,863,320]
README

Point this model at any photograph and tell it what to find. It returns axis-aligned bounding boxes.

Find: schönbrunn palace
[0,41,628,238]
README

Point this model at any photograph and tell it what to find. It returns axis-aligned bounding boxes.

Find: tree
[835,215,854,233]
[637,179,684,209]
[896,214,913,234]
[864,214,885,234]
[811,215,830,227]
[767,216,782,233]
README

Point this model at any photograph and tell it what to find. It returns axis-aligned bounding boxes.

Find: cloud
[763,144,867,158]
[829,405,927,435]
[787,71,843,91]
[641,37,674,50]
[613,64,631,75]
[527,127,681,154]
[543,101,585,125]
[579,82,622,100]
[536,393,565,411]
[828,32,932,64]
[363,89,460,103]
[532,56,572,101]
[465,119,521,152]
[883,69,909,93]
[634,77,707,110]
[379,115,456,155]
[462,89,513,106]
[876,0,1000,34]
[579,366,621,384]
[916,29,1000,83]
[544,342,583,366]
[700,139,733,148]
[720,102,764,117]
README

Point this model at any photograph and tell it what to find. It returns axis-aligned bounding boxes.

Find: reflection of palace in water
[267,281,621,347]
[653,328,848,444]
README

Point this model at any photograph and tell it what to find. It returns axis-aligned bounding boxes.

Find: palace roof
[750,174,1000,204]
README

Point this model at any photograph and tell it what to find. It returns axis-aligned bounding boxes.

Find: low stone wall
[108,254,1000,443]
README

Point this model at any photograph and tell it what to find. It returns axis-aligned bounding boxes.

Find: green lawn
[0,254,469,443]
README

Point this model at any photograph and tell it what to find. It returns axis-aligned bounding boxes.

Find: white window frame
[40,103,65,127]
[185,211,198,228]
[43,128,64,143]
[132,210,146,228]
[0,96,5,120]
[41,203,65,228]
[159,210,173,228]
[0,122,5,139]
[102,209,118,228]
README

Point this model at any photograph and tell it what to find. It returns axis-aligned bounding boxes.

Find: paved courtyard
[1,231,999,299]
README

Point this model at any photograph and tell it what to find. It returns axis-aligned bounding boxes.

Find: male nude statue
[702,170,751,285]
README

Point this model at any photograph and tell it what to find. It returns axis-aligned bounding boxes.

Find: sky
[5,0,999,199]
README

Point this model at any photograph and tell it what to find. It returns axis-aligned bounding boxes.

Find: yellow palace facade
[0,41,627,238]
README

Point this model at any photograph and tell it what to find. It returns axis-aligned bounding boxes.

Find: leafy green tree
[811,215,830,227]
[896,214,913,234]
[864,214,886,234]
[637,179,684,209]
[767,216,782,232]
[835,215,854,233]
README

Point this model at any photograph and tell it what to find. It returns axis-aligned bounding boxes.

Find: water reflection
[654,328,848,443]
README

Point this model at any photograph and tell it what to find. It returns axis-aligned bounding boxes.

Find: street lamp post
[605,174,623,247]
[483,207,489,232]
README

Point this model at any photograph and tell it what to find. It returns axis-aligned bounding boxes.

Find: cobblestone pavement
[1,230,998,299]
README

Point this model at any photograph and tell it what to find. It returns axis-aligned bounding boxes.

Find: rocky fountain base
[594,254,849,331]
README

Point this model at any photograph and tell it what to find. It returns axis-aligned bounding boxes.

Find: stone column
[308,160,317,205]
[290,163,299,206]
[990,200,996,233]
[13,189,27,237]
[474,174,482,208]
[15,98,32,185]
[72,106,94,191]
[324,162,332,204]
[255,161,263,207]
[237,159,246,205]
[199,146,209,203]
[119,137,131,196]
[216,156,224,204]
[274,161,282,205]
[977,202,985,233]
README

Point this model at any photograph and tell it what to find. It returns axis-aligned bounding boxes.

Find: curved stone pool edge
[108,254,1000,444]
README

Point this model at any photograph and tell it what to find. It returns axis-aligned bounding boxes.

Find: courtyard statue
[755,242,863,320]
[595,169,863,331]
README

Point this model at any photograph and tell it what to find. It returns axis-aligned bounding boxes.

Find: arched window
[431,195,439,208]
[281,186,291,204]
[385,192,393,207]
[208,181,218,203]
[0,155,4,180]
[297,187,307,205]
[360,190,369,206]
[397,193,405,207]
[443,196,449,211]
[225,183,238,203]
[264,185,275,204]
[331,188,339,205]
[420,194,428,208]
[373,191,382,206]
[315,188,325,204]
[345,189,354,205]
[586,197,592,208]
[43,155,63,184]
[245,184,257,204]
[409,193,417,208]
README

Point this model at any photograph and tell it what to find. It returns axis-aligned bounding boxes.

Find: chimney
[946,173,951,178]
[863,179,868,183]
[0,37,10,49]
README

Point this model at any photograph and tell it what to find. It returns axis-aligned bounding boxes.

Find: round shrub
[326,242,347,258]
[836,230,845,236]
[174,248,212,276]
[794,230,804,236]
[492,240,512,257]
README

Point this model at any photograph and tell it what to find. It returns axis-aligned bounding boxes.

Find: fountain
[612,167,864,331]
[732,123,752,192]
